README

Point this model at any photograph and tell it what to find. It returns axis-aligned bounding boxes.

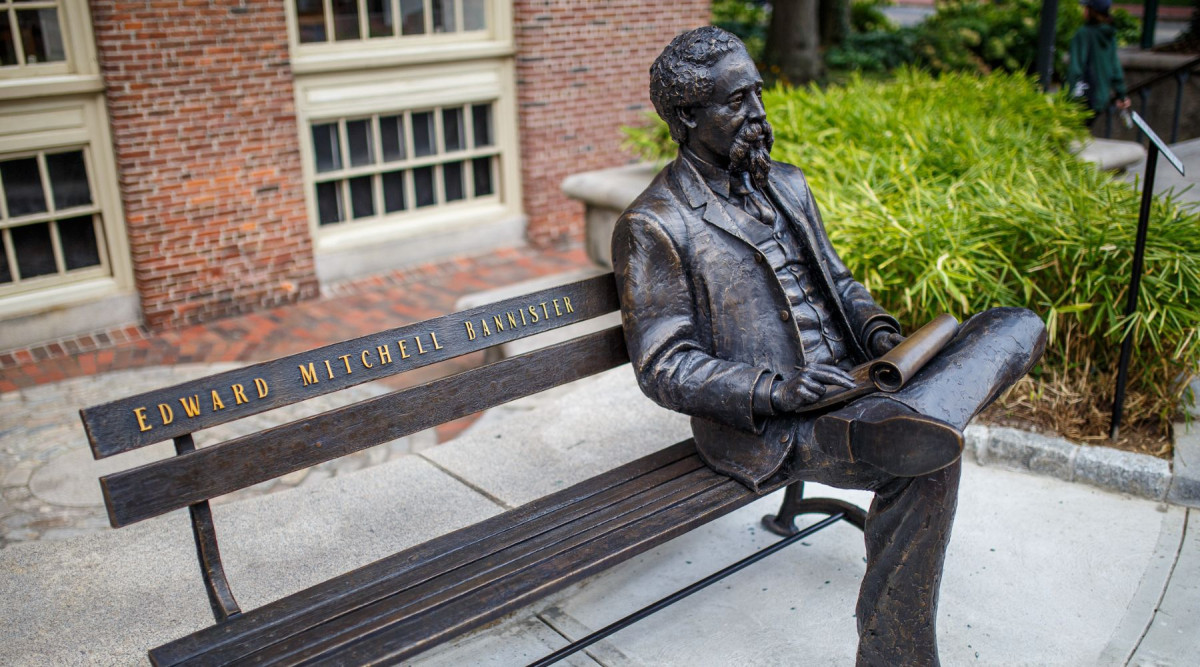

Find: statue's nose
[746,92,766,121]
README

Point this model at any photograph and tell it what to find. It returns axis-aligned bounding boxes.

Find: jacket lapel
[672,157,758,249]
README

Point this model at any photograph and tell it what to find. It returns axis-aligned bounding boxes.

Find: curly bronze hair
[649,26,749,145]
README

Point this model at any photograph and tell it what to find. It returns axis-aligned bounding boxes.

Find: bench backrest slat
[100,327,630,528]
[81,274,619,459]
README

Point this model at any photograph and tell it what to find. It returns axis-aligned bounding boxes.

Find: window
[0,147,109,293]
[295,0,487,44]
[0,0,72,77]
[311,102,499,227]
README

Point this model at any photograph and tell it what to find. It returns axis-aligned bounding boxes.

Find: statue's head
[649,26,773,188]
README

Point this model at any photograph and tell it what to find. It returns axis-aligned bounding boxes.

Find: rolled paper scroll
[793,314,960,413]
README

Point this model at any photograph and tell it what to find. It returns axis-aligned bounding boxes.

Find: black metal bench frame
[80,272,866,666]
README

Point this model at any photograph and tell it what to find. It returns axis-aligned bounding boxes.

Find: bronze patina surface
[613,26,1047,665]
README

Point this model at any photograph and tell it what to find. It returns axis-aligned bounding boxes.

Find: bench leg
[762,481,867,536]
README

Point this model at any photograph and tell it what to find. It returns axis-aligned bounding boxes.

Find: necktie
[730,172,775,226]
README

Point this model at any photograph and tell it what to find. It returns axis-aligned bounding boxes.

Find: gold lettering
[540,302,550,319]
[377,344,392,364]
[564,296,574,313]
[211,390,226,411]
[415,335,427,354]
[338,354,353,374]
[431,331,444,350]
[520,307,528,325]
[507,312,518,328]
[133,407,152,432]
[399,339,411,358]
[464,321,476,340]
[254,378,269,398]
[481,319,492,336]
[157,403,174,425]
[179,395,202,418]
[528,305,539,323]
[324,360,335,379]
[231,384,249,405]
[300,363,319,386]
[553,298,563,316]
[493,315,505,332]
[361,350,373,368]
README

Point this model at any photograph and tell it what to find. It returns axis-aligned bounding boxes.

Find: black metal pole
[528,513,846,667]
[1110,143,1159,440]
[1141,0,1159,50]
[1035,0,1061,91]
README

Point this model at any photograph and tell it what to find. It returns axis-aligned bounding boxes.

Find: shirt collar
[680,146,732,200]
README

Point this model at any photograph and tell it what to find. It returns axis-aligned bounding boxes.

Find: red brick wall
[513,1,710,246]
[90,1,318,329]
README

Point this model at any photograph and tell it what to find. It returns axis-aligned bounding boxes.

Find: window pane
[380,115,406,162]
[0,235,10,284]
[414,166,435,207]
[463,0,486,31]
[346,119,374,167]
[295,0,328,42]
[399,0,425,35]
[12,222,56,278]
[46,151,92,210]
[0,18,17,66]
[16,9,66,64]
[473,157,493,196]
[443,161,464,202]
[58,215,101,270]
[443,108,465,152]
[412,111,436,157]
[472,104,493,147]
[332,0,360,41]
[432,0,456,33]
[367,0,393,37]
[349,176,374,218]
[312,124,342,173]
[382,170,405,212]
[316,181,344,225]
[1,157,47,217]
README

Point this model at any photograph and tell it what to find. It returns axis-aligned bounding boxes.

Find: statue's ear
[676,107,698,130]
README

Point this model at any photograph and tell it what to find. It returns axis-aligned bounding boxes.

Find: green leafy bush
[829,0,1140,76]
[623,70,1200,445]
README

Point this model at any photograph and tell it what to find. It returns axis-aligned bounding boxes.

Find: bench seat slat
[294,469,783,665]
[103,327,629,527]
[150,441,700,667]
[232,462,732,664]
[82,274,620,458]
[174,455,708,666]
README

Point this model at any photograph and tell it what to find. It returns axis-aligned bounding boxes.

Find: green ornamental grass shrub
[623,70,1200,447]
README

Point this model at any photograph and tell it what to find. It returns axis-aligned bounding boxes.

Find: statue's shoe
[813,402,963,477]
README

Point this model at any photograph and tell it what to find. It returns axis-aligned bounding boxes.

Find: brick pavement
[0,244,593,442]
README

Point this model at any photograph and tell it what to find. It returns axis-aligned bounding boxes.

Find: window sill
[291,40,514,76]
[0,74,104,102]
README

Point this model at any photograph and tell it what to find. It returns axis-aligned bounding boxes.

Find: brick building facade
[0,1,708,348]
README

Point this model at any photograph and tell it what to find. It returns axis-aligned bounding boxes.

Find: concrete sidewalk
[1,368,1196,665]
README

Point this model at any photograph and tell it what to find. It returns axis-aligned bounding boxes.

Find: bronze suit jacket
[612,156,900,491]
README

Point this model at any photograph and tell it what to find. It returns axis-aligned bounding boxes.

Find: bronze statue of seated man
[612,26,1047,666]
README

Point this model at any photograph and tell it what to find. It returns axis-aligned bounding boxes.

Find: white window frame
[285,0,512,75]
[0,93,133,321]
[294,58,522,254]
[0,0,100,97]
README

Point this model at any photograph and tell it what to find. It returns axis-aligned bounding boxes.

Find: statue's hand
[771,363,856,413]
[870,330,906,357]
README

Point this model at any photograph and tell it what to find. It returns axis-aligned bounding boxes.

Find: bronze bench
[79,272,866,666]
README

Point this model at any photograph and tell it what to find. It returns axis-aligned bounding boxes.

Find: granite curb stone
[966,424,1176,502]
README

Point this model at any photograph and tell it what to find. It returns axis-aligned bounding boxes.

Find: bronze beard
[729,119,774,191]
